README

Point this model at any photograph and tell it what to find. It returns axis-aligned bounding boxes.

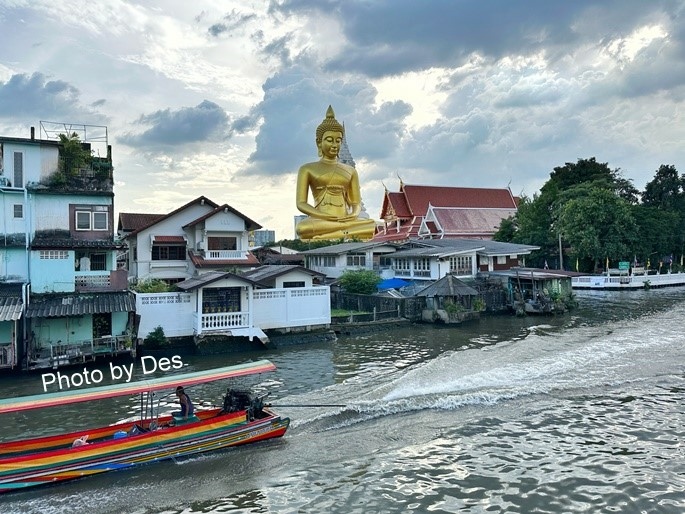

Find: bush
[130,279,173,293]
[144,326,168,349]
[338,269,381,295]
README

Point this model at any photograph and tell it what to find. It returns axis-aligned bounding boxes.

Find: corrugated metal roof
[0,297,23,321]
[415,275,479,297]
[176,271,257,291]
[242,265,325,282]
[26,292,135,318]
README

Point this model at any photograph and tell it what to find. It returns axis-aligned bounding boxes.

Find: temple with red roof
[372,181,518,242]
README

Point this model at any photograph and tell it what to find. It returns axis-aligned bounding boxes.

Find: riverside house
[120,199,331,346]
[301,239,539,283]
[0,124,134,370]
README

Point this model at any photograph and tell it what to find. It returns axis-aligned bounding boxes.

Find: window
[13,204,23,218]
[90,253,107,271]
[283,281,305,288]
[76,251,106,271]
[497,256,507,265]
[13,152,23,188]
[394,258,410,271]
[449,256,473,275]
[75,210,109,231]
[379,256,392,268]
[93,212,108,230]
[152,244,186,260]
[310,255,336,267]
[208,236,237,250]
[202,287,241,313]
[40,250,69,260]
[347,253,366,266]
[414,258,430,271]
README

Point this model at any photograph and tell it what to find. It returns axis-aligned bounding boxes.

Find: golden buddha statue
[295,106,376,240]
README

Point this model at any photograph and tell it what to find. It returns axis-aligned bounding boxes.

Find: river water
[2,288,685,513]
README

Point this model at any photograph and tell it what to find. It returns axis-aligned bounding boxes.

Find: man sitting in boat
[173,386,194,420]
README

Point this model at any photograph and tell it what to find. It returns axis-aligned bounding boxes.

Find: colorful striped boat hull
[0,407,289,493]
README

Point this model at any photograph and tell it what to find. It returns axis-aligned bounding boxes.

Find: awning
[26,292,136,318]
[151,235,186,244]
[0,297,23,321]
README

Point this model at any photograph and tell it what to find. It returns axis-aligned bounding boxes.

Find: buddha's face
[319,130,343,159]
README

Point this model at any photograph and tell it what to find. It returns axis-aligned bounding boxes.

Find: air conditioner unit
[197,241,206,251]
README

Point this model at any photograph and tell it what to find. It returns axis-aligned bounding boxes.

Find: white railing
[198,311,250,331]
[205,250,247,260]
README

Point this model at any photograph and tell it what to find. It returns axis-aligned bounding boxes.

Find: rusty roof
[188,250,260,268]
[25,292,135,318]
[118,213,165,233]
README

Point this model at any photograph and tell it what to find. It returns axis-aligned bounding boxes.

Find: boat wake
[285,304,685,431]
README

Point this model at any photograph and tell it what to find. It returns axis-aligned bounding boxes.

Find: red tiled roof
[432,207,517,238]
[424,221,439,233]
[118,213,164,232]
[403,185,517,213]
[386,191,412,218]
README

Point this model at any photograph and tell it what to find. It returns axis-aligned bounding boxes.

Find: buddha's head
[316,105,344,156]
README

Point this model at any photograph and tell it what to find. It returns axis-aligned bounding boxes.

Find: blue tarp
[377,278,410,291]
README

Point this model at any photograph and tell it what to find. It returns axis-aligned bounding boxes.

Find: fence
[330,292,426,321]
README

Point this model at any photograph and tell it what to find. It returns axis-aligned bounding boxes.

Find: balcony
[204,250,248,260]
[193,311,251,334]
[75,269,128,292]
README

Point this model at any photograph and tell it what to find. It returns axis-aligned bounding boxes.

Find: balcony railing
[28,335,133,370]
[197,311,250,333]
[205,250,247,260]
[75,269,128,292]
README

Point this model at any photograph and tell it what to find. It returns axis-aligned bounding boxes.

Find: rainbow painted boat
[0,359,289,494]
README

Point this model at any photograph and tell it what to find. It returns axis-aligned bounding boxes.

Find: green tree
[558,188,638,270]
[496,158,639,267]
[492,216,516,242]
[338,269,381,295]
[58,132,90,175]
[642,164,683,209]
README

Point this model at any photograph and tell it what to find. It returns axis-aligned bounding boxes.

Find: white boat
[571,269,685,290]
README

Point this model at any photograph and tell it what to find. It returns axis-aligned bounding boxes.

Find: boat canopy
[0,359,276,414]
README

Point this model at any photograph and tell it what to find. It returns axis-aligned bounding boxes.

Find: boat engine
[222,389,266,420]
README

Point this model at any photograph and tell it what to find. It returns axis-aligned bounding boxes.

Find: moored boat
[0,359,289,494]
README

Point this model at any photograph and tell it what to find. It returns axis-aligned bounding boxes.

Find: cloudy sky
[1,1,684,240]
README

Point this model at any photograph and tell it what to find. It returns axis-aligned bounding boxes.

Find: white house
[300,242,399,279]
[123,201,332,346]
[120,197,262,284]
[301,239,539,282]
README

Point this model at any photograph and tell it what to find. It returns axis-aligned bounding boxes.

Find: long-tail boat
[0,359,289,494]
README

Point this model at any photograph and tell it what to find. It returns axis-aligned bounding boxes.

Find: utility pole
[558,232,563,270]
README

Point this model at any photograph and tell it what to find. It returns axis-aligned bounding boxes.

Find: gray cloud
[272,0,680,77]
[207,9,257,37]
[0,72,93,119]
[239,64,412,177]
[118,100,231,149]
